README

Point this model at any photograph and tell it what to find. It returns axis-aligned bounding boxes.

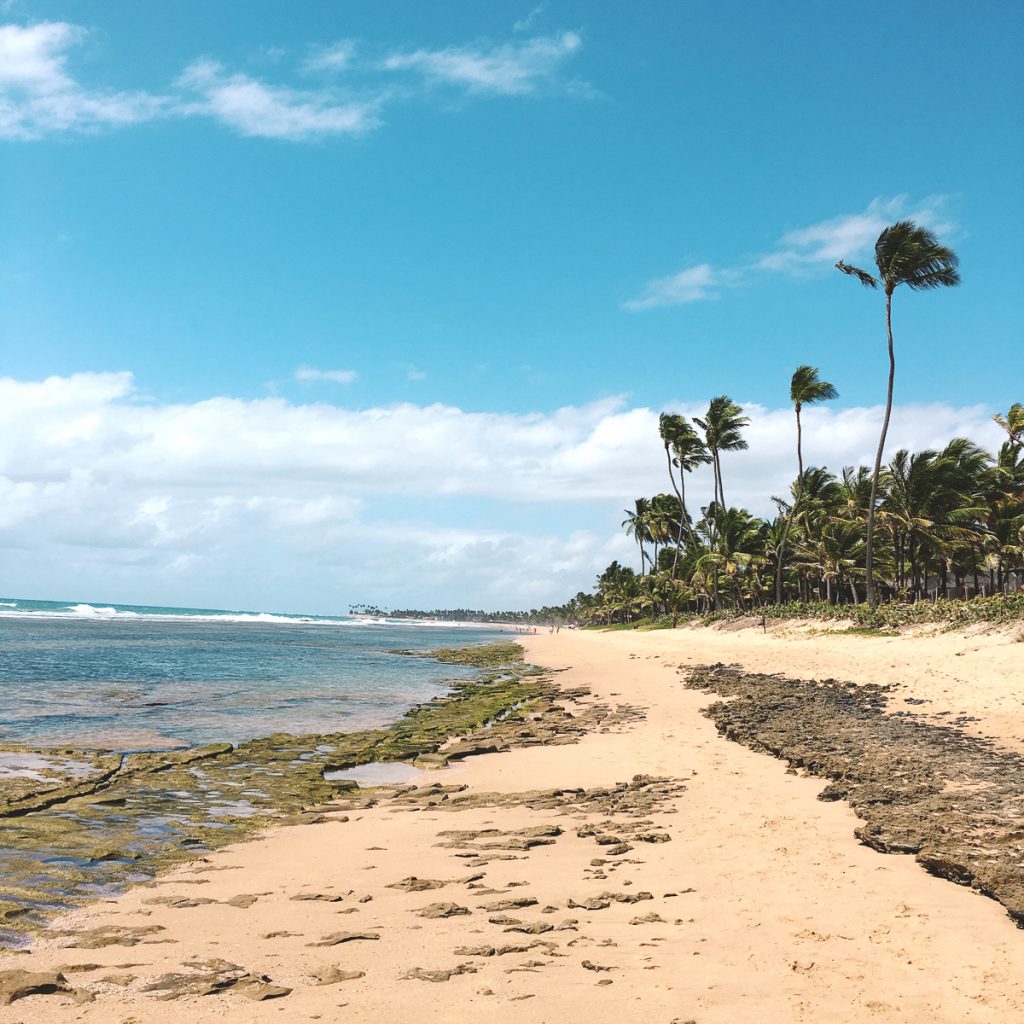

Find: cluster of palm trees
[564,220,1024,624]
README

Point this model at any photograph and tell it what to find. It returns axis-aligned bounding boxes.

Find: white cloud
[514,5,546,33]
[0,372,1005,610]
[622,264,723,310]
[304,39,358,74]
[0,21,166,139]
[626,196,957,310]
[294,366,359,385]
[0,20,77,89]
[756,195,955,273]
[382,31,583,95]
[2,20,586,142]
[697,400,1001,515]
[176,59,378,140]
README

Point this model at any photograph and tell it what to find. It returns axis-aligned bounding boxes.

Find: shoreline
[0,642,551,946]
[1,624,1022,1021]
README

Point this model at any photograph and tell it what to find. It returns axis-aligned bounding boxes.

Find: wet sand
[1,622,1022,1022]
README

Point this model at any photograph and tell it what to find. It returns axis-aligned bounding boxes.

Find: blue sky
[1,1,1022,612]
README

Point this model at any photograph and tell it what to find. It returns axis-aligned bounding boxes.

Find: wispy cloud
[514,5,546,33]
[176,59,379,140]
[0,22,166,139]
[382,31,583,96]
[304,39,358,74]
[294,366,359,385]
[623,264,730,311]
[2,20,586,142]
[756,195,955,274]
[624,196,956,311]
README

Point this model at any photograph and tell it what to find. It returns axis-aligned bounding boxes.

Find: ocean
[0,597,502,751]
[0,597,509,943]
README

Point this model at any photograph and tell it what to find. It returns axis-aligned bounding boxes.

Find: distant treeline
[384,608,567,624]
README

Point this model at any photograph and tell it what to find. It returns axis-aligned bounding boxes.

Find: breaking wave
[0,602,490,628]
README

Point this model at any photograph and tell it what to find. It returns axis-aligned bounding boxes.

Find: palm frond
[790,364,839,406]
[835,260,877,288]
[874,220,960,292]
[903,263,961,291]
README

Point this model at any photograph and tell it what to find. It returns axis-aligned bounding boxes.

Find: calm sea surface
[0,598,502,751]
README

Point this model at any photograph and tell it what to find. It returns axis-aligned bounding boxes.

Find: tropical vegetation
[373,221,1020,634]
[550,222,1024,628]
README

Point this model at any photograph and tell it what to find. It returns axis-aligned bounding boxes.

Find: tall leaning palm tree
[694,396,749,508]
[837,220,960,607]
[659,412,712,575]
[774,365,838,603]
[694,396,748,611]
[659,413,689,573]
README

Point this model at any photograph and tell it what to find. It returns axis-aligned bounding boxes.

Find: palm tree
[648,493,682,571]
[694,396,749,507]
[836,220,960,607]
[781,465,843,601]
[694,396,749,611]
[694,505,767,611]
[658,412,711,574]
[659,413,689,572]
[774,365,838,603]
[994,403,1024,447]
[622,498,653,576]
[989,438,1024,592]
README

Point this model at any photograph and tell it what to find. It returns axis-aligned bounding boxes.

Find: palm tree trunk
[681,472,695,552]
[775,405,804,604]
[664,446,685,579]
[710,448,722,610]
[866,290,896,609]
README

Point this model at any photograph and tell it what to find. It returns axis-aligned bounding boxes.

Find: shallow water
[0,599,518,943]
[0,600,502,751]
[326,761,423,786]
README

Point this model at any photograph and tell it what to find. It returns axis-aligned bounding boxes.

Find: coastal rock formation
[2,641,621,943]
[138,958,291,1000]
[687,663,1024,926]
[414,902,471,918]
[311,966,365,984]
[400,964,478,982]
[306,931,381,947]
[0,968,72,1005]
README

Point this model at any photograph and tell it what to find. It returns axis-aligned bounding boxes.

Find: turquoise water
[0,597,502,751]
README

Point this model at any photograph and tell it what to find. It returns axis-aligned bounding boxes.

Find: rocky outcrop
[687,663,1024,927]
[0,968,71,1005]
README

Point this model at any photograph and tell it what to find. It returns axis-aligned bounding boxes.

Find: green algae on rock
[389,641,525,669]
[0,642,556,945]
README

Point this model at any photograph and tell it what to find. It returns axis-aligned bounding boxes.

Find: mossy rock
[0,642,555,945]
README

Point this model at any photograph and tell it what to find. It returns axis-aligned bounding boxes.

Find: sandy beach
[2,622,1023,1022]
